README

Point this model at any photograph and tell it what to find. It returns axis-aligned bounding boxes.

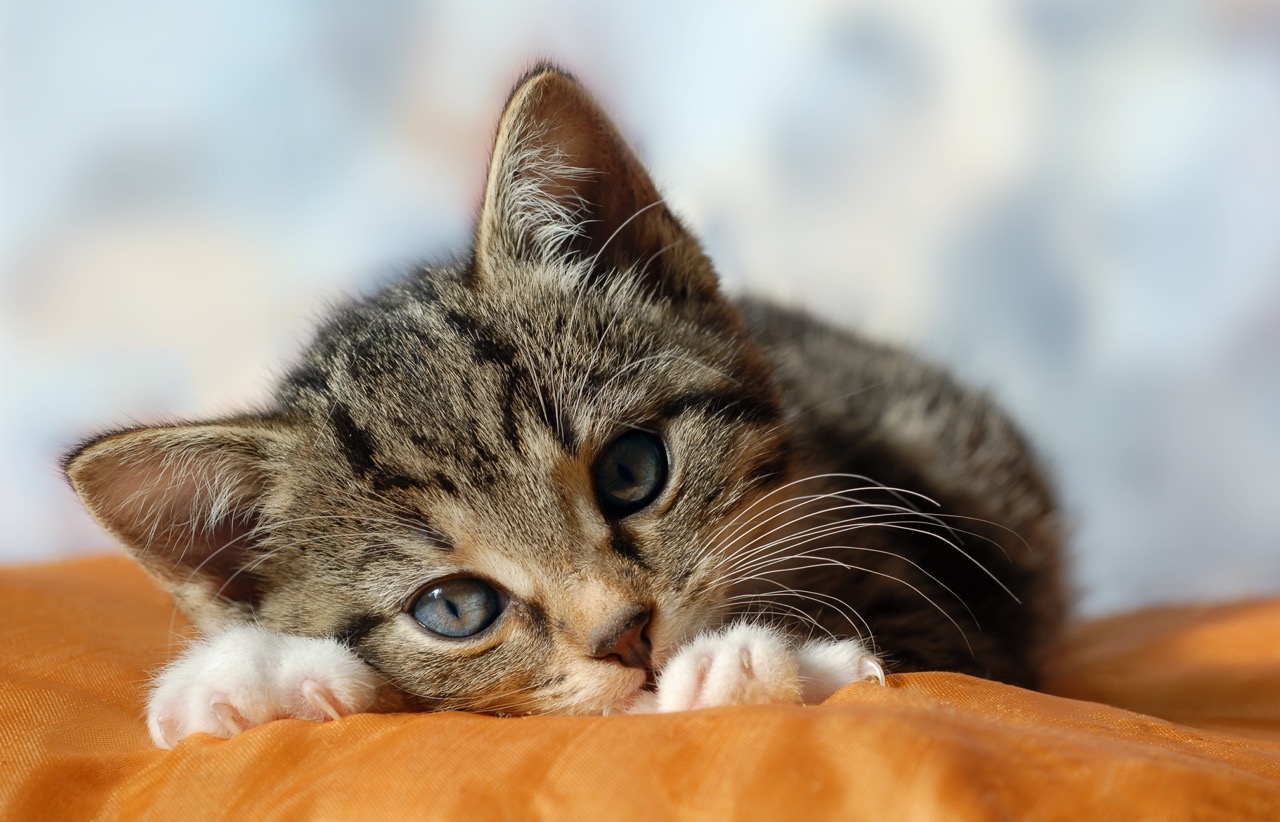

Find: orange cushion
[2,555,1279,819]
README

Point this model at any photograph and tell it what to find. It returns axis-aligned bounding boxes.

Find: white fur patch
[147,624,379,748]
[795,636,886,702]
[633,622,883,713]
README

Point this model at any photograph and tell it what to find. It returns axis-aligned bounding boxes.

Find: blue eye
[594,430,667,517]
[411,578,503,638]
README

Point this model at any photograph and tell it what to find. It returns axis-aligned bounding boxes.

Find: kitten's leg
[638,622,883,713]
[147,624,380,749]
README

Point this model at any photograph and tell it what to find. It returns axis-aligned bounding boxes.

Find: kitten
[64,66,1064,749]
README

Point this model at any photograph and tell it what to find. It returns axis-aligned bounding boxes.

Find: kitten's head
[66,67,789,714]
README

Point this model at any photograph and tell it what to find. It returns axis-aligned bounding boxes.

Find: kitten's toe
[147,654,279,748]
[148,709,180,749]
[209,696,252,736]
[653,622,803,712]
[299,679,344,722]
[147,687,268,748]
[145,625,378,748]
[795,637,885,703]
[859,655,886,686]
[278,637,379,722]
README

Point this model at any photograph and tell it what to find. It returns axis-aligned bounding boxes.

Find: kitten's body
[740,300,1062,686]
[65,67,1063,747]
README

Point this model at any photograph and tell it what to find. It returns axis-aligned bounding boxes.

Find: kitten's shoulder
[735,293,1059,545]
[733,295,946,427]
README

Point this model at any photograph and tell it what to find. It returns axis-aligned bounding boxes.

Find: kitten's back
[739,298,1065,686]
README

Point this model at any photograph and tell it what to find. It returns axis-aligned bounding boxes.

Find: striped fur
[65,66,1064,716]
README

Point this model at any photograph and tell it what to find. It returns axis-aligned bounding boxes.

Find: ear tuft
[475,66,718,301]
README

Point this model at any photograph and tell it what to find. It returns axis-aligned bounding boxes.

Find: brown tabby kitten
[65,66,1064,748]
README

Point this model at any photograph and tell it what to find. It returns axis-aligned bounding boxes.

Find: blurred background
[3,0,1278,615]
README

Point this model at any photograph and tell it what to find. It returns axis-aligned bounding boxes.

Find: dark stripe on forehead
[442,308,518,365]
[393,514,455,552]
[333,403,432,493]
[443,307,542,456]
[331,402,379,477]
[499,369,523,454]
[372,472,426,492]
[433,472,458,495]
[536,397,578,453]
[464,429,501,487]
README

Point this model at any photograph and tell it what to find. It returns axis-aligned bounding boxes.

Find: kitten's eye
[411,579,504,638]
[593,430,667,517]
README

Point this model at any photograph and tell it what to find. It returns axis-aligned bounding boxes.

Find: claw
[300,679,344,722]
[210,699,249,736]
[156,714,181,750]
[859,657,886,687]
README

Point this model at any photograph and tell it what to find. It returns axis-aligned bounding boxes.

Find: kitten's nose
[589,605,652,671]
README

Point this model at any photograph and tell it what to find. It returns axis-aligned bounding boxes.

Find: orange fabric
[1,556,1278,820]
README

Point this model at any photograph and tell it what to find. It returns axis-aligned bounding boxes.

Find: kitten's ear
[475,65,718,301]
[64,420,287,616]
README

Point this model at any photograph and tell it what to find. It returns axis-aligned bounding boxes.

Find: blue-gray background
[4,0,1278,615]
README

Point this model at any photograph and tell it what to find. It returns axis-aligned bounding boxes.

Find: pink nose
[589,605,652,671]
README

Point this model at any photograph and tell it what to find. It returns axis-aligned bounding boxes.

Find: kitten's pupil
[593,431,667,516]
[411,579,503,638]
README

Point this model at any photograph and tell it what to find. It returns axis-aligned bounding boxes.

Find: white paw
[794,636,885,703]
[147,625,379,749]
[641,623,883,713]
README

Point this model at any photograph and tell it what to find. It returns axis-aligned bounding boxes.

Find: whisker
[725,585,868,640]
[695,473,942,570]
[738,560,974,657]
[721,599,840,642]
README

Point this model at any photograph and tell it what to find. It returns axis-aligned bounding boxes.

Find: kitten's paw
[649,622,804,712]
[645,623,884,713]
[147,625,379,749]
[795,636,885,703]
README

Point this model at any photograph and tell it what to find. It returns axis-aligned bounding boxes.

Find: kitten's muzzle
[589,605,653,675]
